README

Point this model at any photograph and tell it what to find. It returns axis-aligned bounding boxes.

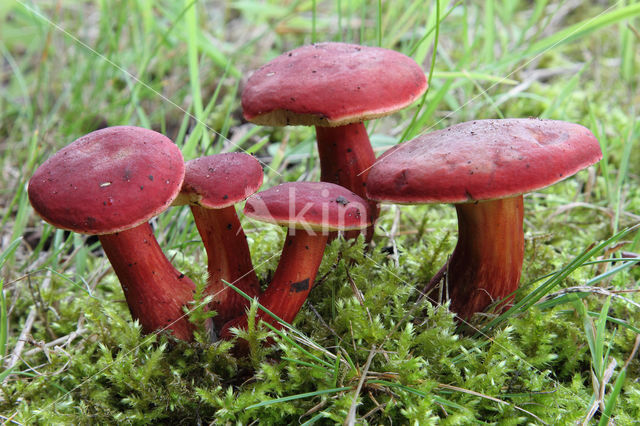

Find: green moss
[2,0,640,423]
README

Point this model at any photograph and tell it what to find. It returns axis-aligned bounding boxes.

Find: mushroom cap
[28,126,185,235]
[242,42,427,127]
[244,182,371,231]
[366,118,602,204]
[174,153,264,208]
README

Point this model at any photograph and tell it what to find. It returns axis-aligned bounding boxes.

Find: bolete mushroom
[172,153,263,331]
[219,182,371,338]
[28,126,196,340]
[366,118,602,320]
[241,42,427,240]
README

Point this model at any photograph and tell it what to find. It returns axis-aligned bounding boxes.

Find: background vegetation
[1,0,639,424]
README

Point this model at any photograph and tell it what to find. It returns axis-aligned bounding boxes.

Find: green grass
[1,0,640,423]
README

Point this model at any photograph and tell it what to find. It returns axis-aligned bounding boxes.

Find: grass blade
[246,386,351,410]
[480,225,638,334]
[503,4,640,66]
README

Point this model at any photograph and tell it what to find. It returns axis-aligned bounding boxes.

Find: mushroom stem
[220,230,327,337]
[190,205,260,329]
[316,123,378,241]
[99,222,196,341]
[447,196,524,320]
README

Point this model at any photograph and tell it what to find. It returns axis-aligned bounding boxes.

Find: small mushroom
[242,42,427,240]
[219,182,371,339]
[366,119,602,320]
[28,126,196,340]
[173,153,263,331]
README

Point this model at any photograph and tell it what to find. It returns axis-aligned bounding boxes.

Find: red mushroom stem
[99,222,196,341]
[190,204,260,329]
[446,196,524,320]
[316,123,378,241]
[220,230,327,338]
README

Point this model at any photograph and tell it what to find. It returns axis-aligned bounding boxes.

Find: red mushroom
[172,153,263,331]
[366,119,602,320]
[219,182,371,338]
[28,126,196,340]
[242,42,427,240]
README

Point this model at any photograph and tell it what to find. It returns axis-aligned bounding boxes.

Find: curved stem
[191,205,260,329]
[447,196,524,320]
[220,230,327,338]
[99,222,196,341]
[316,123,379,241]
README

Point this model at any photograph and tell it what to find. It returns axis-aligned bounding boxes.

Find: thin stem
[315,123,379,240]
[447,196,525,320]
[190,205,260,329]
[99,222,196,340]
[259,230,327,324]
[220,230,327,337]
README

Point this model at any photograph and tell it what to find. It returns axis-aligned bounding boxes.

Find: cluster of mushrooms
[27,43,603,347]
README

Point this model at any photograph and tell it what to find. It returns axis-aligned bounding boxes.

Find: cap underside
[367,119,602,204]
[28,126,185,234]
[244,182,371,231]
[176,153,264,209]
[242,42,428,127]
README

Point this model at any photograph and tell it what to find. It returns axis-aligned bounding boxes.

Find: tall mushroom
[172,153,263,331]
[28,126,196,340]
[241,42,427,240]
[366,119,602,320]
[219,182,371,338]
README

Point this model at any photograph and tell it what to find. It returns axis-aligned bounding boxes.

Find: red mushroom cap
[174,153,264,208]
[28,126,185,234]
[244,182,371,231]
[242,42,427,127]
[367,119,602,204]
